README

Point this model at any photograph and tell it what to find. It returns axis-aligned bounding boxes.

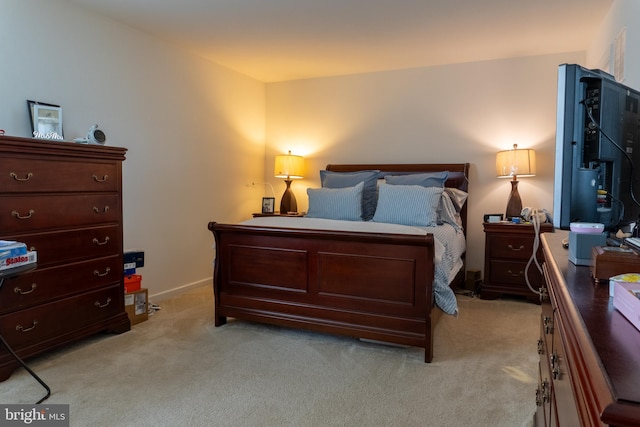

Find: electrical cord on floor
[0,332,50,404]
[148,302,161,316]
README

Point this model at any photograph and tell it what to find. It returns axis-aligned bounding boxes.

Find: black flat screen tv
[554,63,640,231]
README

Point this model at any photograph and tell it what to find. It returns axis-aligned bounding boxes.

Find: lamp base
[505,179,523,219]
[280,179,298,214]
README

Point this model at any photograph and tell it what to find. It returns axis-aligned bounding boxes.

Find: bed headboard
[325,163,470,232]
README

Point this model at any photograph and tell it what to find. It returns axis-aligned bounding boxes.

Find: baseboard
[148,277,211,302]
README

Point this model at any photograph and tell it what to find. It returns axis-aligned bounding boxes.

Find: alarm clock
[74,124,106,145]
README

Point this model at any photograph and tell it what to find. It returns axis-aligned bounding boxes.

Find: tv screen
[553,64,640,231]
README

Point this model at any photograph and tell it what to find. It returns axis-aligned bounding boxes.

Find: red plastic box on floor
[124,274,142,293]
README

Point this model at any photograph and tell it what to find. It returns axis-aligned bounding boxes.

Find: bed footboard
[208,222,437,362]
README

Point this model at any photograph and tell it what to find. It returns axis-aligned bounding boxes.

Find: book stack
[0,240,37,271]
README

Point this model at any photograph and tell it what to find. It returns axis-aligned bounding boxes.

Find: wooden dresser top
[542,231,640,423]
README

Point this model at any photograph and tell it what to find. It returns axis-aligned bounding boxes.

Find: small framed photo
[27,100,64,140]
[262,197,275,214]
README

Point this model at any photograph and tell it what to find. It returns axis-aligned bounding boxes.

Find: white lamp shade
[496,144,536,178]
[274,152,304,179]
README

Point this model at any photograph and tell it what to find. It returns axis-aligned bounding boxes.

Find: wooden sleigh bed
[208,163,469,362]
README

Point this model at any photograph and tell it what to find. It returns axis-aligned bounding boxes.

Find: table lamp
[274,151,304,214]
[496,144,536,219]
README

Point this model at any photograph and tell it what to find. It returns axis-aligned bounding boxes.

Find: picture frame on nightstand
[262,197,275,214]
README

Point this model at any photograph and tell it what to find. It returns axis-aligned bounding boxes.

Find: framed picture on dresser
[27,100,63,140]
[262,197,275,214]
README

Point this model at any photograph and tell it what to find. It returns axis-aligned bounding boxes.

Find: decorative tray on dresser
[536,231,640,426]
[0,135,130,381]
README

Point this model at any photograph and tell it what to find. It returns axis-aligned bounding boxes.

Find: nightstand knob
[508,244,525,251]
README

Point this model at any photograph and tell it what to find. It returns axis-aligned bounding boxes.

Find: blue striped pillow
[372,183,443,226]
[320,170,379,220]
[306,182,364,221]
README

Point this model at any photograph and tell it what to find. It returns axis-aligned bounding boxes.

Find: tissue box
[613,280,640,332]
[569,231,607,265]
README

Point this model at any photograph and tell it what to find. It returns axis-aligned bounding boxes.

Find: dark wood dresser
[482,221,553,303]
[0,135,130,381]
[536,231,640,426]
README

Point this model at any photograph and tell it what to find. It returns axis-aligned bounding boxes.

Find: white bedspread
[240,217,465,315]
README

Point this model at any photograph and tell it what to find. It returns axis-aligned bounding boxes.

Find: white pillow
[306,182,364,221]
[438,191,463,230]
[444,187,468,211]
[372,183,443,226]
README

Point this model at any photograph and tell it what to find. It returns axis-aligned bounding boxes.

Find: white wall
[0,0,266,299]
[587,0,640,89]
[265,52,585,274]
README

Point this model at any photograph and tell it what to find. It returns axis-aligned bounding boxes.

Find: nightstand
[482,221,554,303]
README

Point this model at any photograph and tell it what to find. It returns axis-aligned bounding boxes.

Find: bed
[208,163,469,362]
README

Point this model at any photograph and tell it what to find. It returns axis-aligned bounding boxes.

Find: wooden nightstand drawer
[490,260,528,284]
[489,235,536,260]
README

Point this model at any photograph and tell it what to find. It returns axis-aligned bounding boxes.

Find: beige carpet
[0,286,539,427]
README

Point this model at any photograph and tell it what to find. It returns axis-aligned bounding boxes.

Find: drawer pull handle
[12,209,35,220]
[14,283,37,295]
[10,172,33,181]
[92,174,108,182]
[93,267,111,277]
[93,206,110,214]
[92,237,110,246]
[95,298,112,309]
[507,269,523,277]
[541,380,550,403]
[508,244,525,251]
[16,321,38,333]
[552,365,560,380]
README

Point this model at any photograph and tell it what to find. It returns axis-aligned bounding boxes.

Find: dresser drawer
[0,285,123,349]
[1,225,121,267]
[0,157,119,193]
[0,255,122,314]
[0,194,120,233]
[488,235,535,260]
